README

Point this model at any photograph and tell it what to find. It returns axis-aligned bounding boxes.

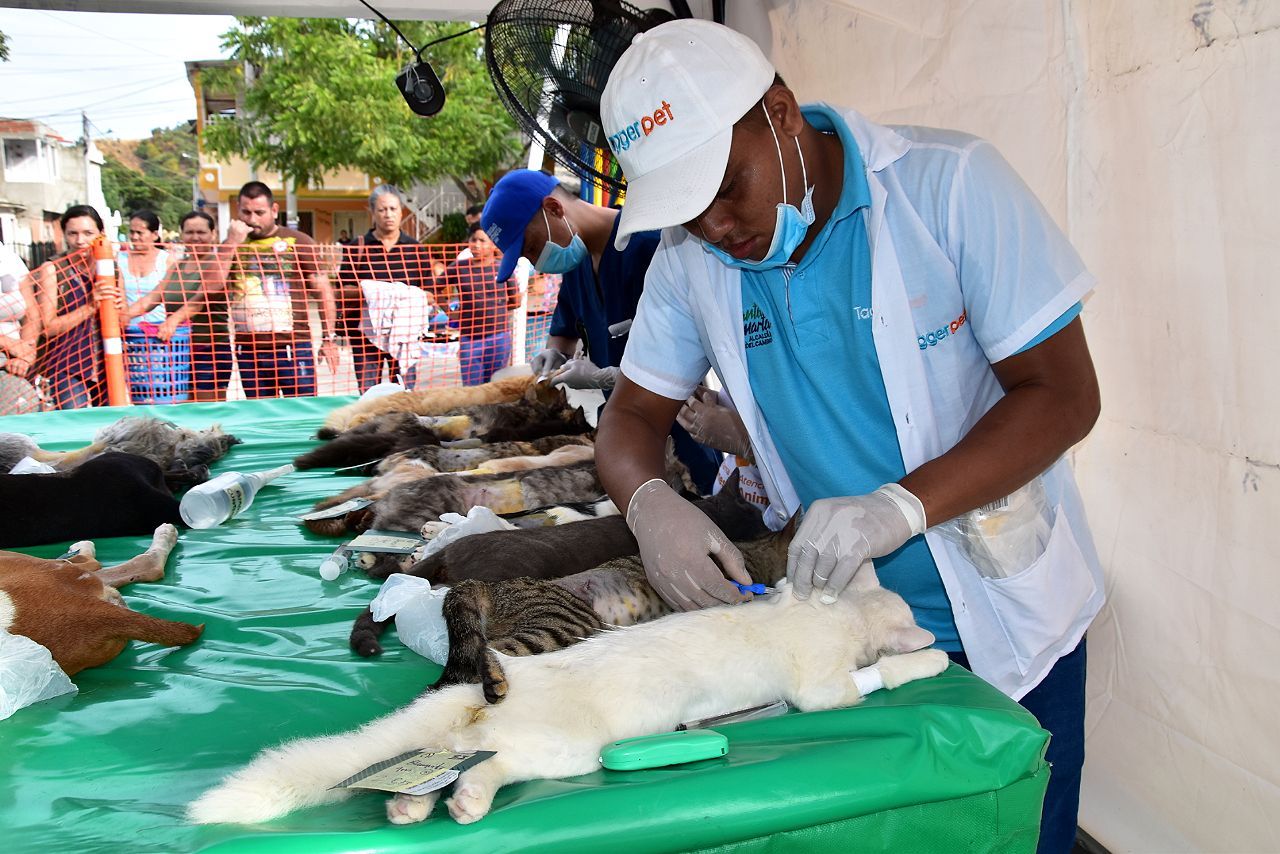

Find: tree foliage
[100,123,198,230]
[201,17,523,204]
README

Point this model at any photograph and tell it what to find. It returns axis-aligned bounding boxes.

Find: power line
[34,10,192,60]
[0,72,178,107]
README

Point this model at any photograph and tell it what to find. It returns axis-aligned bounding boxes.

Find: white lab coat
[621,105,1105,699]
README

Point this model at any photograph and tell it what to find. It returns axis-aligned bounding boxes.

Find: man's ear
[764,85,804,138]
[542,195,564,218]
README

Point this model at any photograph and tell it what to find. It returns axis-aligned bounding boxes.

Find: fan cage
[485,0,660,193]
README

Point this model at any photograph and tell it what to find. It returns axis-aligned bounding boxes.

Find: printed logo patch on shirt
[918,309,967,350]
[743,302,773,349]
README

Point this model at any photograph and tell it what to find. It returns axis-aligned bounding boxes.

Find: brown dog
[0,524,203,675]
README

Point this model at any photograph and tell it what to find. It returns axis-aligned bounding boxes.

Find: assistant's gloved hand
[551,356,618,389]
[787,483,927,604]
[676,385,752,458]
[626,478,752,611]
[530,347,569,378]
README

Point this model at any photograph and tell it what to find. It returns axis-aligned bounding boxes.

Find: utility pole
[82,111,92,205]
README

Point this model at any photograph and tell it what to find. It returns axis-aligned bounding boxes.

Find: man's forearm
[546,334,577,356]
[312,272,337,336]
[596,374,682,514]
[900,319,1100,526]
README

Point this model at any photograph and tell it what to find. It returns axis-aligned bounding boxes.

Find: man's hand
[530,347,568,378]
[5,354,31,378]
[787,484,927,604]
[676,386,752,457]
[319,338,339,372]
[226,220,252,245]
[626,478,752,611]
[551,356,618,389]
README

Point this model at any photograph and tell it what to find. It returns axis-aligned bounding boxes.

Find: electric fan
[484,0,677,193]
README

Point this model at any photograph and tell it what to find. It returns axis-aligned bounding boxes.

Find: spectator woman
[33,205,122,409]
[0,242,40,413]
[336,185,432,391]
[121,209,170,326]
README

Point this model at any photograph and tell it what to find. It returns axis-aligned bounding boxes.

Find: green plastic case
[600,729,730,771]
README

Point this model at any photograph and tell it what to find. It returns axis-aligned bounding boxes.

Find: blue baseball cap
[481,169,559,282]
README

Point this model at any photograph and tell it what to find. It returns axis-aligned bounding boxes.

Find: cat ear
[886,625,935,653]
[722,468,741,495]
[847,559,880,592]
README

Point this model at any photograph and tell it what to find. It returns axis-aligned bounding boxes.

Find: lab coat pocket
[980,507,1096,675]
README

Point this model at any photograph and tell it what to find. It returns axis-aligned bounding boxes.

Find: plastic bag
[9,456,56,475]
[418,506,516,560]
[369,574,451,665]
[935,476,1054,579]
[0,631,77,721]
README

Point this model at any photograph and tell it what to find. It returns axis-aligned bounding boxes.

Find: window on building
[2,138,57,183]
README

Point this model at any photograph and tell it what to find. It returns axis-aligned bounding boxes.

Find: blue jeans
[235,339,317,399]
[459,331,512,387]
[949,639,1086,854]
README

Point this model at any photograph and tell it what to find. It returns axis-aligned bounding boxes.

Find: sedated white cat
[188,563,948,827]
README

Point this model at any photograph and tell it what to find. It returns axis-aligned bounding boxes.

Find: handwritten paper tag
[334,749,496,795]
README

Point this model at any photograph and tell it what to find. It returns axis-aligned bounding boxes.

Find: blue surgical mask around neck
[703,102,816,271]
[534,209,589,274]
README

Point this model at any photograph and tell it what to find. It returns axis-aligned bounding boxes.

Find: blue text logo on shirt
[918,309,967,350]
[744,302,773,349]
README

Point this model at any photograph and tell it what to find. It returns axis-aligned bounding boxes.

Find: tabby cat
[439,522,793,703]
[347,472,765,657]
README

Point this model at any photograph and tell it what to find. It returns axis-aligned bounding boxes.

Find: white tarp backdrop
[2,0,1275,850]
[762,1,1279,851]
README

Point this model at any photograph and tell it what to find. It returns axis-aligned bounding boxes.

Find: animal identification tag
[334,748,495,795]
[298,497,374,522]
[347,529,427,553]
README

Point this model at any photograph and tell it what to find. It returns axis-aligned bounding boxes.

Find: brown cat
[0,524,202,676]
[320,375,538,435]
[349,472,767,656]
[437,523,793,704]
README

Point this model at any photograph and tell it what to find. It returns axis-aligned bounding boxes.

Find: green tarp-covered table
[0,398,1048,853]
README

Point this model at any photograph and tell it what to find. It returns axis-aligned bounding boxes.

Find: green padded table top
[0,398,1048,853]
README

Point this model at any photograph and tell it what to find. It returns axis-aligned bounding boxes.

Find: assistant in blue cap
[481,169,559,283]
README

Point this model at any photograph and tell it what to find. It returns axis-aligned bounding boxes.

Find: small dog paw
[386,793,434,825]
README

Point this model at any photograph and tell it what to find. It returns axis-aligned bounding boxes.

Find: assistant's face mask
[534,209,588,274]
[703,102,816,271]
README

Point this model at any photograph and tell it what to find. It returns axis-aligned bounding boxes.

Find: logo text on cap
[607,100,674,154]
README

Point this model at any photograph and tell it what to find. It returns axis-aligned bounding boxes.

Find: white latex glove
[676,386,752,458]
[626,478,752,611]
[530,347,569,378]
[787,483,927,604]
[551,356,618,389]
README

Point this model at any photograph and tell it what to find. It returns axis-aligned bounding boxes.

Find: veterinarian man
[481,168,721,493]
[593,20,1104,854]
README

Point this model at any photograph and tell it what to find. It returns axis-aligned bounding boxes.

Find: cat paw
[879,649,950,690]
[68,540,95,559]
[420,520,450,540]
[386,792,435,825]
[446,782,493,825]
[151,524,179,553]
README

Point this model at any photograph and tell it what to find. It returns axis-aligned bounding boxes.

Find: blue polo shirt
[548,215,659,368]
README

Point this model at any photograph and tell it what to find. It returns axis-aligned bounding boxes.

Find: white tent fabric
[4,0,1276,849]
[764,1,1279,851]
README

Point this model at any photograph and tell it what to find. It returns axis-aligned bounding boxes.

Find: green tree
[100,123,198,230]
[201,17,523,205]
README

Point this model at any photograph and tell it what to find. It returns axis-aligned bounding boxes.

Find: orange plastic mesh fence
[0,240,562,414]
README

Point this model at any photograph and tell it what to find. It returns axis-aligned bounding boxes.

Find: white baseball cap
[601,19,776,249]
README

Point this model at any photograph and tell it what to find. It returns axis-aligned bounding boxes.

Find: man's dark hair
[465,203,485,218]
[60,204,103,233]
[179,210,215,230]
[238,181,274,203]
[467,221,485,236]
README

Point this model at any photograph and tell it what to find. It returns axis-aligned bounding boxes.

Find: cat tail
[293,433,406,470]
[350,606,391,657]
[188,687,478,825]
[437,580,505,701]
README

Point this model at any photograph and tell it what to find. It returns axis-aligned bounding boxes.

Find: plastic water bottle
[318,547,350,581]
[180,464,294,529]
